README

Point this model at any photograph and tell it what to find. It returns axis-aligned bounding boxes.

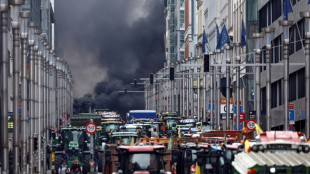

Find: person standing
[58,161,69,174]
[70,159,81,174]
[61,150,69,162]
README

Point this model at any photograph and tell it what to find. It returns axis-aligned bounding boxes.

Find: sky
[55,0,165,116]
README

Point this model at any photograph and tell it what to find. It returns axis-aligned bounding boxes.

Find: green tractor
[52,127,106,174]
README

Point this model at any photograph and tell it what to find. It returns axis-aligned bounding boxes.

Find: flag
[241,19,246,47]
[195,161,201,174]
[283,0,293,20]
[255,123,263,134]
[244,139,250,153]
[130,137,134,146]
[216,24,221,49]
[219,25,230,48]
[309,0,310,4]
[202,30,208,54]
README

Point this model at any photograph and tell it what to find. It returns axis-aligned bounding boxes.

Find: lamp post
[216,49,222,129]
[20,10,31,173]
[34,28,42,173]
[209,51,215,129]
[233,42,241,130]
[10,0,24,172]
[225,45,232,130]
[279,20,293,131]
[0,0,9,172]
[253,32,264,129]
[262,27,275,131]
[300,12,310,137]
[28,21,38,174]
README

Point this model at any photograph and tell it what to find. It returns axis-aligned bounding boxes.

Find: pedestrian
[70,159,81,174]
[94,146,99,172]
[58,160,69,174]
[46,144,53,169]
[9,148,13,174]
[61,150,69,163]
[52,169,57,174]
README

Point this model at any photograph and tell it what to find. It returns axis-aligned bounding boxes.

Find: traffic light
[170,67,174,81]
[34,137,38,151]
[124,89,127,94]
[204,54,210,72]
[150,73,154,84]
[134,79,137,88]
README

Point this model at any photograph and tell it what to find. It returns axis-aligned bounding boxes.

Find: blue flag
[309,0,310,4]
[283,0,293,20]
[241,19,246,47]
[219,25,230,49]
[202,30,208,54]
[216,24,221,49]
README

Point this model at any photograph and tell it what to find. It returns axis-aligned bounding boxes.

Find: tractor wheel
[98,151,105,172]
[53,154,62,172]
[82,153,91,174]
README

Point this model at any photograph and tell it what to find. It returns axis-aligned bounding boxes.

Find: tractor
[52,127,106,173]
[112,145,172,174]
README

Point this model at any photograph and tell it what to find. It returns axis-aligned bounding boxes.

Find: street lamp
[224,45,232,130]
[20,10,31,173]
[28,21,38,174]
[279,20,293,131]
[10,0,24,172]
[209,51,215,129]
[215,49,222,130]
[301,12,310,137]
[253,32,264,130]
[0,0,9,172]
[262,27,275,131]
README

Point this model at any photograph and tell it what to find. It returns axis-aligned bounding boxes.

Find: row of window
[261,68,305,110]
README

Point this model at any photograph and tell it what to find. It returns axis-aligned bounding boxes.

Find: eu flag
[202,30,208,54]
[216,24,221,49]
[219,25,230,49]
[283,0,293,20]
[241,19,246,47]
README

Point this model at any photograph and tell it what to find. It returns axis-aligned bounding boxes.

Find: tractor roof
[259,131,306,143]
[118,145,165,152]
[111,132,138,137]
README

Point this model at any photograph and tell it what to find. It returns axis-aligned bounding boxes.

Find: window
[259,0,281,32]
[261,87,266,112]
[259,3,268,32]
[271,0,281,22]
[298,68,305,99]
[271,82,277,108]
[290,19,305,55]
[272,35,282,63]
[289,72,297,102]
[261,46,266,72]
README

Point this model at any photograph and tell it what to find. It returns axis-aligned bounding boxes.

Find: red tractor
[112,145,172,174]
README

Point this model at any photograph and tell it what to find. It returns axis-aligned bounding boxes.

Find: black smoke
[55,0,165,116]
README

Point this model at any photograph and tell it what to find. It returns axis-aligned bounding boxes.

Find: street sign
[289,110,295,125]
[289,125,295,132]
[245,119,256,131]
[233,106,242,114]
[86,122,97,134]
[289,103,294,110]
[249,111,256,119]
[220,98,233,114]
[240,112,246,122]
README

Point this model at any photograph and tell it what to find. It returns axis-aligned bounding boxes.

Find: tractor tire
[53,154,63,172]
[98,151,105,173]
[82,153,91,174]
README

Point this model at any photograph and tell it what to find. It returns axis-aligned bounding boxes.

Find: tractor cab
[113,145,171,174]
